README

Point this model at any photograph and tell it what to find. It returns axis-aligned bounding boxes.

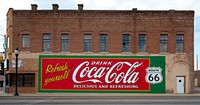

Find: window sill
[41,52,53,54]
[159,52,170,55]
[137,52,148,54]
[122,52,132,54]
[99,52,109,54]
[60,52,71,54]
[175,52,186,55]
[83,52,94,54]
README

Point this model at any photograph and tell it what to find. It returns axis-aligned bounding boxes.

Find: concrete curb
[1,92,200,97]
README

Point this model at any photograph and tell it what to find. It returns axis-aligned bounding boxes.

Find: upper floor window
[61,34,69,52]
[122,34,130,52]
[43,34,51,52]
[138,34,146,52]
[160,34,167,52]
[84,34,92,52]
[176,34,184,53]
[22,34,30,48]
[100,34,108,52]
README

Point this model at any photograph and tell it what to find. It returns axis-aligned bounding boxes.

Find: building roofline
[7,4,194,13]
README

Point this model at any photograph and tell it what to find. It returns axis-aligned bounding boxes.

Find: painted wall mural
[39,55,165,93]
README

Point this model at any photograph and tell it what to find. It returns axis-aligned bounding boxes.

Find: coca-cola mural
[39,55,165,93]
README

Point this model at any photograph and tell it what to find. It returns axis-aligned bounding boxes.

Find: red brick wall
[195,71,200,86]
[7,10,194,54]
[6,87,35,94]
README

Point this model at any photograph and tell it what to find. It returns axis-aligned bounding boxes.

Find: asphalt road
[0,96,200,105]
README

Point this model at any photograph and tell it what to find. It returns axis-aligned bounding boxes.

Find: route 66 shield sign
[145,67,163,84]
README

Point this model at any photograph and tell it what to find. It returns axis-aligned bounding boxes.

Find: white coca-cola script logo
[72,61,143,84]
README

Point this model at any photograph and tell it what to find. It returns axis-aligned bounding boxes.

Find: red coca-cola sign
[39,56,151,92]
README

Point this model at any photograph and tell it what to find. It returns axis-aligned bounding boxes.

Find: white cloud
[0,0,35,52]
[0,0,35,34]
[74,0,199,16]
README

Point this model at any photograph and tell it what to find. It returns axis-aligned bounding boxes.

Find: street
[0,96,200,105]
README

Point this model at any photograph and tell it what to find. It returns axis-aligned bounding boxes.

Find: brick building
[5,4,194,94]
[195,71,200,86]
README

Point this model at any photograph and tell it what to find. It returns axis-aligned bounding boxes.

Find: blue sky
[0,0,199,69]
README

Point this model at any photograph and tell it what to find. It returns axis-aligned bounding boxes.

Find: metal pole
[14,53,19,96]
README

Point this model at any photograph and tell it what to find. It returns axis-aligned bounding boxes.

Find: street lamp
[14,48,19,96]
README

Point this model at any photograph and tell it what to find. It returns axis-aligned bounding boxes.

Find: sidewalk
[1,92,200,97]
[1,87,200,97]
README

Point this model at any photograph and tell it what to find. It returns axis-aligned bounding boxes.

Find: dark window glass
[122,34,130,52]
[24,74,35,87]
[100,34,107,52]
[138,34,146,52]
[18,75,23,86]
[61,34,69,52]
[176,35,184,53]
[43,34,51,52]
[22,34,30,48]
[6,73,35,87]
[84,34,92,52]
[5,74,10,86]
[160,35,167,52]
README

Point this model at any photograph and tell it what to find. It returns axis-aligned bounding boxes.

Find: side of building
[195,71,200,86]
[5,4,194,93]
